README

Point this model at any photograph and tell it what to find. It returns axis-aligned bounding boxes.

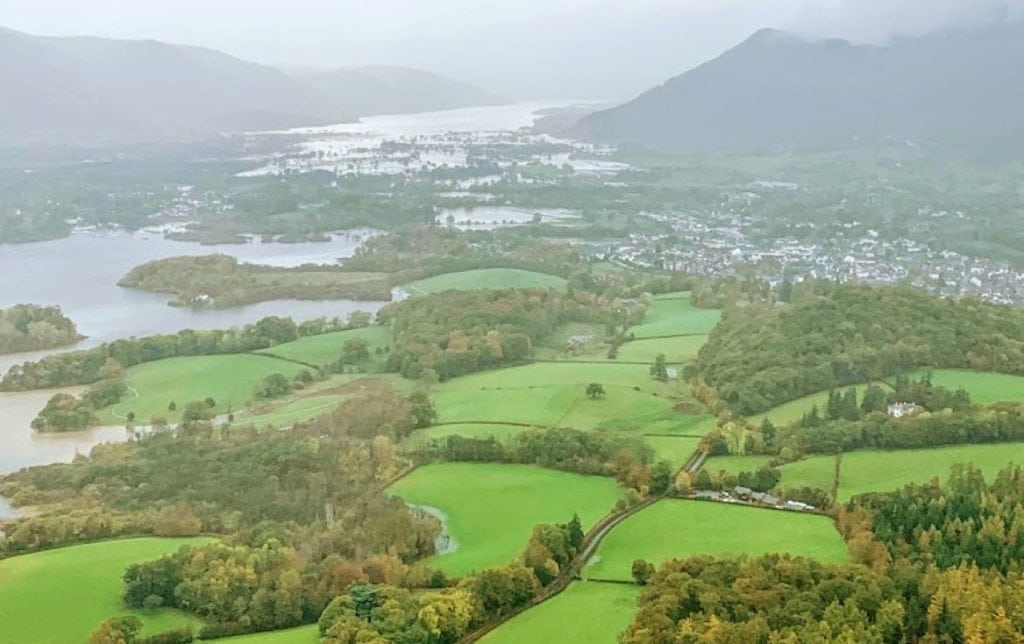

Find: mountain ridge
[0,27,499,144]
[576,22,1024,159]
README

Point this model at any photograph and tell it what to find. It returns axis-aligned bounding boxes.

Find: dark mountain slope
[577,24,1024,158]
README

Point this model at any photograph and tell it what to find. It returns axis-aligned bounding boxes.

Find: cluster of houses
[606,211,1024,309]
[691,486,817,513]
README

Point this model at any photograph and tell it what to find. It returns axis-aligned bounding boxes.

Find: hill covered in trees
[0,304,82,354]
[697,283,1024,415]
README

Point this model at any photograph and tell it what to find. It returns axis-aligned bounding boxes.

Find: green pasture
[388,463,623,577]
[257,325,392,367]
[406,422,531,448]
[402,269,567,295]
[584,500,848,581]
[481,581,638,644]
[644,435,703,468]
[709,442,1024,501]
[907,369,1024,404]
[431,362,695,432]
[0,537,211,644]
[824,444,1024,500]
[237,394,346,427]
[628,294,721,339]
[703,454,774,476]
[101,354,306,424]
[221,626,319,643]
[616,335,708,363]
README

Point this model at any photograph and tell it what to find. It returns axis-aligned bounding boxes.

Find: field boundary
[249,351,320,370]
[457,444,707,642]
[456,494,661,643]
[624,332,710,341]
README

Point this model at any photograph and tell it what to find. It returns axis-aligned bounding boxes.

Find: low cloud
[787,0,1024,43]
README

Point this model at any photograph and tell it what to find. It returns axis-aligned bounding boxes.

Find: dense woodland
[0,304,82,354]
[698,283,1024,415]
[380,288,618,380]
[119,254,393,308]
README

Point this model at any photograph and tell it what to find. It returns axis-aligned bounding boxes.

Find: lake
[0,228,384,364]
[0,229,386,478]
[0,102,576,484]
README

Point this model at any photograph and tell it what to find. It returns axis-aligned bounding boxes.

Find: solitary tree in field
[631,559,655,585]
[650,354,669,381]
[586,382,605,400]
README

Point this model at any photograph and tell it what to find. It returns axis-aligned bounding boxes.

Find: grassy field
[431,362,697,432]
[0,537,211,644]
[237,394,347,427]
[834,444,1024,499]
[407,422,532,448]
[388,463,623,577]
[584,500,849,581]
[644,435,703,468]
[101,354,306,424]
[257,325,392,367]
[703,454,774,475]
[481,581,638,644]
[616,335,709,363]
[908,369,1024,404]
[704,454,837,492]
[708,443,1024,501]
[628,294,721,340]
[402,269,567,295]
[746,370,1024,428]
[221,626,319,643]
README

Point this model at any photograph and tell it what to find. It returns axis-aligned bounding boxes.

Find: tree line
[1,312,370,391]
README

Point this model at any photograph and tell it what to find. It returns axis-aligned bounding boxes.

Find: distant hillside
[577,23,1024,158]
[298,65,499,117]
[0,27,498,144]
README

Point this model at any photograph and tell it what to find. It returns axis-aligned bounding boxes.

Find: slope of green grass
[628,294,721,339]
[406,423,532,448]
[237,394,346,427]
[481,581,638,644]
[908,369,1024,405]
[388,463,623,577]
[616,335,708,363]
[402,269,567,295]
[585,500,848,581]
[0,537,211,644]
[431,362,696,432]
[703,454,775,476]
[256,326,392,367]
[835,444,1024,500]
[709,443,1024,502]
[221,626,319,643]
[101,355,306,424]
[644,435,703,468]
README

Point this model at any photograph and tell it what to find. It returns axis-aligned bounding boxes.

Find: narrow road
[110,385,140,421]
[457,444,709,642]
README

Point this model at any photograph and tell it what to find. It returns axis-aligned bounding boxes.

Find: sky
[1,0,1021,100]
